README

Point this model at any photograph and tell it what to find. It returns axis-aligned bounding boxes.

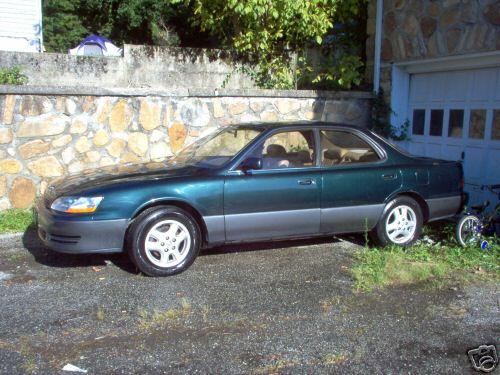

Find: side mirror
[240,157,262,173]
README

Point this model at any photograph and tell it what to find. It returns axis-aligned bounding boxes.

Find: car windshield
[171,127,263,168]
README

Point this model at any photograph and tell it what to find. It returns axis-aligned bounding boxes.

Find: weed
[0,209,33,233]
[95,307,105,321]
[319,296,342,313]
[352,222,499,291]
[323,353,347,365]
[7,253,26,262]
[20,357,37,373]
[137,299,192,331]
[256,358,299,374]
[0,66,28,85]
[180,297,191,312]
[201,305,210,322]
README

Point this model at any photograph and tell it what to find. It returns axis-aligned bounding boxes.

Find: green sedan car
[36,122,465,276]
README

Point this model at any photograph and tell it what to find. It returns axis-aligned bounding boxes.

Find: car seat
[264,144,289,169]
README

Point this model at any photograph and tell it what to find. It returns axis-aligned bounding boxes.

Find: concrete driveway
[0,230,498,374]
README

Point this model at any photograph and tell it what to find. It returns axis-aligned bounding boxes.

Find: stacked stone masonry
[366,0,500,85]
[0,90,370,211]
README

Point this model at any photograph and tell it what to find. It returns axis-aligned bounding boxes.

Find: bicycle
[456,184,500,248]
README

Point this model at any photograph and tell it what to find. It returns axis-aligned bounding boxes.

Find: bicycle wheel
[456,215,482,247]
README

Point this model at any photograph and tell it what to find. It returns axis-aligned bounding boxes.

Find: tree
[42,0,185,52]
[183,0,365,89]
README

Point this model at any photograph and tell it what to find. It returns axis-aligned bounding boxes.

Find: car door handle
[382,174,397,180]
[298,178,314,185]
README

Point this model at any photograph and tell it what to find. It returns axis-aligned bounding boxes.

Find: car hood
[46,161,205,199]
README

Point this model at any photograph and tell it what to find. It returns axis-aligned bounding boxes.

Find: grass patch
[95,307,105,321]
[0,209,33,234]
[353,222,499,291]
[323,353,347,365]
[137,298,192,331]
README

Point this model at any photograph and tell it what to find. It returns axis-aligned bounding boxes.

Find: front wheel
[456,214,482,247]
[127,206,201,277]
[372,197,423,246]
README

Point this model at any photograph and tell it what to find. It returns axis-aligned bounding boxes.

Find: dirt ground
[0,231,498,374]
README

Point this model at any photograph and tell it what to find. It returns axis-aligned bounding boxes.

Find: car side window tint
[246,130,315,170]
[320,130,380,166]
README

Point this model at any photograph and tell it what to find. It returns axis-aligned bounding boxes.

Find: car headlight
[51,197,103,214]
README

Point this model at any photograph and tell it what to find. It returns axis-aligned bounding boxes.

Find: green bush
[184,0,366,89]
[0,66,28,85]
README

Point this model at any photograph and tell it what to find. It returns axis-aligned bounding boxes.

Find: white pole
[38,0,43,52]
[373,0,383,93]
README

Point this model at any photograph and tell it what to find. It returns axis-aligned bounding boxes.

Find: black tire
[372,196,423,247]
[455,214,481,247]
[127,206,201,277]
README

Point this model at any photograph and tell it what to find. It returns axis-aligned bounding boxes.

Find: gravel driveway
[0,230,498,374]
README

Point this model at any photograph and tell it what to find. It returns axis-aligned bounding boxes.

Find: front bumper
[35,200,128,254]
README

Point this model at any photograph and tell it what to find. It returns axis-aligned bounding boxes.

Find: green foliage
[43,0,185,52]
[298,54,364,90]
[0,67,28,85]
[369,89,410,141]
[184,0,366,89]
[352,222,499,291]
[0,209,34,233]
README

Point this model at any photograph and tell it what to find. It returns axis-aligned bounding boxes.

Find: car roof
[227,121,368,132]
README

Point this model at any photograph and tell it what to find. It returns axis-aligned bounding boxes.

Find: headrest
[266,144,287,157]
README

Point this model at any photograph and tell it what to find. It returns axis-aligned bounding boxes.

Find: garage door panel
[445,71,469,102]
[470,68,496,102]
[463,147,485,181]
[408,142,425,155]
[407,66,500,205]
[409,74,430,103]
[442,145,462,161]
[430,74,446,102]
[484,149,500,183]
[425,143,443,159]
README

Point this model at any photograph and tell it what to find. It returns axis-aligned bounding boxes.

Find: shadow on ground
[21,225,137,274]
[21,225,359,275]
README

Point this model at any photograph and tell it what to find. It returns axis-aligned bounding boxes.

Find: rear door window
[320,130,381,166]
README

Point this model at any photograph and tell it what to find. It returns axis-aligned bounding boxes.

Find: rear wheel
[373,197,423,246]
[456,214,482,247]
[127,206,201,277]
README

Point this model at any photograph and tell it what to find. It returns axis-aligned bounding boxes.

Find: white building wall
[0,0,42,52]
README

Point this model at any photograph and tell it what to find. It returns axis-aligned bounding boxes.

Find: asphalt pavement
[0,229,498,374]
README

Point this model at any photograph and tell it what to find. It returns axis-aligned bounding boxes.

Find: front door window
[242,130,316,170]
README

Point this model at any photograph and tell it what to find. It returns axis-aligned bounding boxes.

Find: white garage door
[406,67,500,205]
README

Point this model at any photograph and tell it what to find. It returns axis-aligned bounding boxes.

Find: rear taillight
[459,177,464,189]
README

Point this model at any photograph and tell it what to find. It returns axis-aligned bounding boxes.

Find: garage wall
[366,0,500,89]
[0,86,371,211]
[406,67,500,203]
[365,0,500,204]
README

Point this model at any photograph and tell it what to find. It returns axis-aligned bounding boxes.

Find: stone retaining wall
[0,87,371,211]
